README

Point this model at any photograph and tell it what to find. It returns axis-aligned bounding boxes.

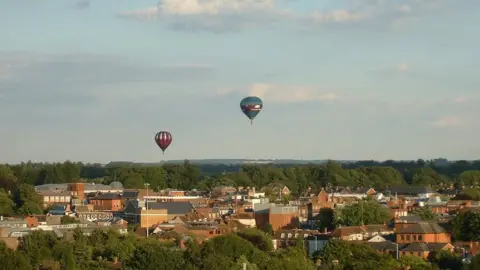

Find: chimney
[324,227,327,233]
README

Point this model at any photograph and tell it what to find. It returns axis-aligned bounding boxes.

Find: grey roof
[35,183,123,192]
[400,242,449,252]
[397,222,446,234]
[396,215,423,223]
[89,193,122,200]
[147,202,193,214]
[383,186,435,195]
[367,241,397,251]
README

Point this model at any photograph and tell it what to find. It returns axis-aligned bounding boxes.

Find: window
[418,235,423,241]
[281,233,285,238]
[406,235,410,240]
[417,252,422,256]
[400,235,405,240]
[288,233,292,238]
[413,235,417,241]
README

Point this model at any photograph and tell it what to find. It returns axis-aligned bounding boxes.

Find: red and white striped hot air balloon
[154,131,172,154]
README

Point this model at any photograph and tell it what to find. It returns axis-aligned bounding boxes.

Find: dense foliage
[1,160,480,194]
[0,228,317,270]
[450,211,480,241]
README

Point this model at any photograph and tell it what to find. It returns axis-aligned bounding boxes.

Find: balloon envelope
[240,96,263,123]
[155,131,172,153]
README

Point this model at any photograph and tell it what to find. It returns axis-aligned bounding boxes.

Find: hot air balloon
[240,96,263,124]
[155,131,172,154]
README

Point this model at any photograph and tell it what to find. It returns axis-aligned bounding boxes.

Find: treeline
[1,160,480,194]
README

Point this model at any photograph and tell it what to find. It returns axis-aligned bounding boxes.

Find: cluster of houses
[1,181,480,264]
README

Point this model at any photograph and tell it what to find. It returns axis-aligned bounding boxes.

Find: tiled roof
[89,193,122,200]
[397,222,446,234]
[383,186,435,195]
[400,242,450,252]
[367,240,397,251]
[147,202,193,214]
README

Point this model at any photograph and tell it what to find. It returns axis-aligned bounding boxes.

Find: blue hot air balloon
[240,96,263,124]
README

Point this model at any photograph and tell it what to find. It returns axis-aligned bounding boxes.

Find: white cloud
[217,83,340,103]
[396,63,410,72]
[430,116,465,128]
[312,10,366,24]
[453,96,468,103]
[118,0,284,17]
[118,0,372,32]
[118,0,460,33]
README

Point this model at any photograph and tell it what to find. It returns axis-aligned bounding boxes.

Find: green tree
[428,250,462,270]
[0,241,32,270]
[450,211,480,241]
[13,183,43,214]
[412,207,437,221]
[124,241,185,270]
[52,242,76,270]
[335,198,391,226]
[236,228,274,252]
[0,189,15,216]
[258,223,273,235]
[320,239,398,270]
[399,255,433,269]
[315,208,334,231]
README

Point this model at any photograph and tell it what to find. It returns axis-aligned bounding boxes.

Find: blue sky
[1,0,479,163]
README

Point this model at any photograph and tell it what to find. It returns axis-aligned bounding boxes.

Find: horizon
[1,0,479,163]
[3,157,473,166]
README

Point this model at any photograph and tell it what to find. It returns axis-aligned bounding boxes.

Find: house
[368,235,388,242]
[395,221,450,243]
[367,240,454,259]
[383,186,436,199]
[261,183,290,196]
[307,190,334,219]
[254,204,299,231]
[195,207,221,219]
[211,186,237,197]
[230,213,256,228]
[38,191,72,207]
[88,193,123,211]
[398,242,454,259]
[35,182,123,196]
[328,187,375,199]
[273,229,323,250]
[148,202,195,220]
[123,200,168,228]
[389,208,408,218]
[331,224,394,241]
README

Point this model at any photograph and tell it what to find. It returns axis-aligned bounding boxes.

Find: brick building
[88,193,123,211]
[255,204,299,231]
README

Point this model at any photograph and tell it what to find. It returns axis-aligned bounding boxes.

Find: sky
[1,0,479,163]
